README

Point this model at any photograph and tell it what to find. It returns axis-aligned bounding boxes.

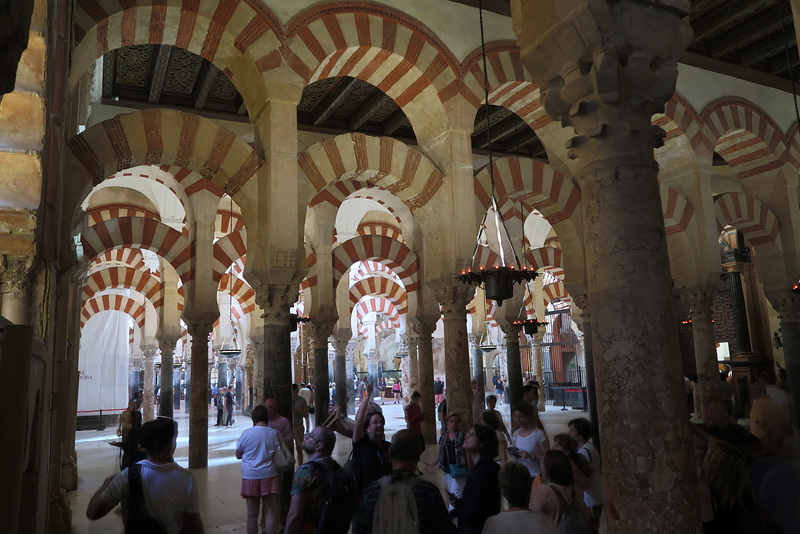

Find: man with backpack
[85,417,204,534]
[353,429,455,534]
[285,426,354,534]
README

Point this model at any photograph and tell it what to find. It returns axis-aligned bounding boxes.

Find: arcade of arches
[1,1,799,533]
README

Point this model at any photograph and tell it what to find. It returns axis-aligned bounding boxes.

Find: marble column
[187,322,212,468]
[502,324,523,408]
[245,343,254,412]
[184,362,191,415]
[512,1,698,530]
[256,285,296,423]
[572,295,598,445]
[400,335,415,405]
[679,290,720,419]
[218,359,228,388]
[409,321,438,444]
[346,342,357,415]
[142,347,157,421]
[251,335,265,404]
[766,291,800,430]
[437,286,473,429]
[470,335,486,393]
[531,333,546,411]
[173,365,182,411]
[309,322,334,427]
[331,338,349,413]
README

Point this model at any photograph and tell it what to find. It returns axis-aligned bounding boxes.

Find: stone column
[184,361,191,415]
[158,337,177,419]
[400,335,415,405]
[470,335,486,392]
[346,341,357,415]
[142,346,157,421]
[531,333,546,411]
[766,291,800,430]
[309,322,334,427]
[0,254,33,324]
[331,338,349,413]
[501,324,524,408]
[679,290,720,419]
[174,364,182,411]
[256,285,297,423]
[571,295,598,444]
[725,267,752,353]
[436,286,473,429]
[186,322,212,468]
[218,358,228,388]
[245,343,255,412]
[512,2,698,531]
[251,334,265,404]
[409,321,438,444]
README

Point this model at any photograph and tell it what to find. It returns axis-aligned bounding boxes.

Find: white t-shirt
[299,387,313,406]
[512,427,547,476]
[236,425,280,479]
[577,441,604,507]
[482,510,559,534]
[102,460,200,534]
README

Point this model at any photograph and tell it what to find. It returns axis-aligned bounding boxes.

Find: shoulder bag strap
[547,483,569,522]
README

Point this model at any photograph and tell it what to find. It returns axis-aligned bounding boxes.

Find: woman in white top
[482,462,558,534]
[236,405,281,534]
[509,402,550,476]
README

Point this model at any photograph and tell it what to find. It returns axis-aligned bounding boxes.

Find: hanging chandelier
[219,196,240,357]
[457,0,536,306]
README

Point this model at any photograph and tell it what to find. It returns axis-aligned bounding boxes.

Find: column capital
[308,321,335,349]
[331,338,349,354]
[499,323,522,341]
[766,291,800,323]
[345,341,357,360]
[434,284,473,316]
[513,0,692,174]
[253,284,297,326]
[0,254,34,294]
[677,290,716,319]
[407,320,437,341]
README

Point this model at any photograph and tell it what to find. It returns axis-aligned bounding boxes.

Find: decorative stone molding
[766,291,800,323]
[269,248,297,269]
[254,284,298,325]
[0,254,34,295]
[434,284,472,316]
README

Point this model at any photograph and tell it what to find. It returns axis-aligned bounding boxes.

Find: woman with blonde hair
[698,439,780,533]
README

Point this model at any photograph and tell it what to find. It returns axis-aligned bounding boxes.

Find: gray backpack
[549,484,592,534]
[371,475,420,534]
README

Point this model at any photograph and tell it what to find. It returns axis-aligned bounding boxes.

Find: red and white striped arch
[286,3,458,123]
[353,261,401,284]
[81,294,146,332]
[701,98,788,179]
[218,273,256,320]
[66,109,262,210]
[70,0,282,110]
[460,42,549,131]
[215,209,244,236]
[81,217,194,283]
[212,230,248,282]
[333,235,419,291]
[83,266,163,307]
[354,297,401,327]
[474,158,580,225]
[87,204,160,225]
[658,92,706,153]
[349,276,408,317]
[661,184,694,235]
[90,248,148,273]
[301,133,444,211]
[714,192,780,246]
[543,281,571,309]
[526,247,564,279]
[356,222,404,242]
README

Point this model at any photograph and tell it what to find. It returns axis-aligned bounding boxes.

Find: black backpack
[126,463,167,534]
[307,459,357,534]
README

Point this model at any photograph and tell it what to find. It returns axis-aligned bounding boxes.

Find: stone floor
[68,399,589,533]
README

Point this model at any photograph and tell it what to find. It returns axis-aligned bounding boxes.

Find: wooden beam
[313,78,358,125]
[708,6,786,58]
[503,129,538,153]
[691,0,774,42]
[477,114,525,149]
[349,90,386,130]
[679,51,796,93]
[237,100,248,115]
[148,45,172,104]
[447,0,511,16]
[382,109,408,136]
[768,46,799,76]
[193,63,218,109]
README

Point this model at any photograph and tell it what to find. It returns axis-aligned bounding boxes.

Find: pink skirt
[241,476,280,497]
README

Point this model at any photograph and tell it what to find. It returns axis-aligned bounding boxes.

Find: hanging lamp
[219,196,240,357]
[780,6,800,294]
[457,0,536,306]
[479,321,497,352]
[512,199,546,336]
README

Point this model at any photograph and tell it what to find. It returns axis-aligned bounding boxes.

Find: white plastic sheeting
[77,310,132,414]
